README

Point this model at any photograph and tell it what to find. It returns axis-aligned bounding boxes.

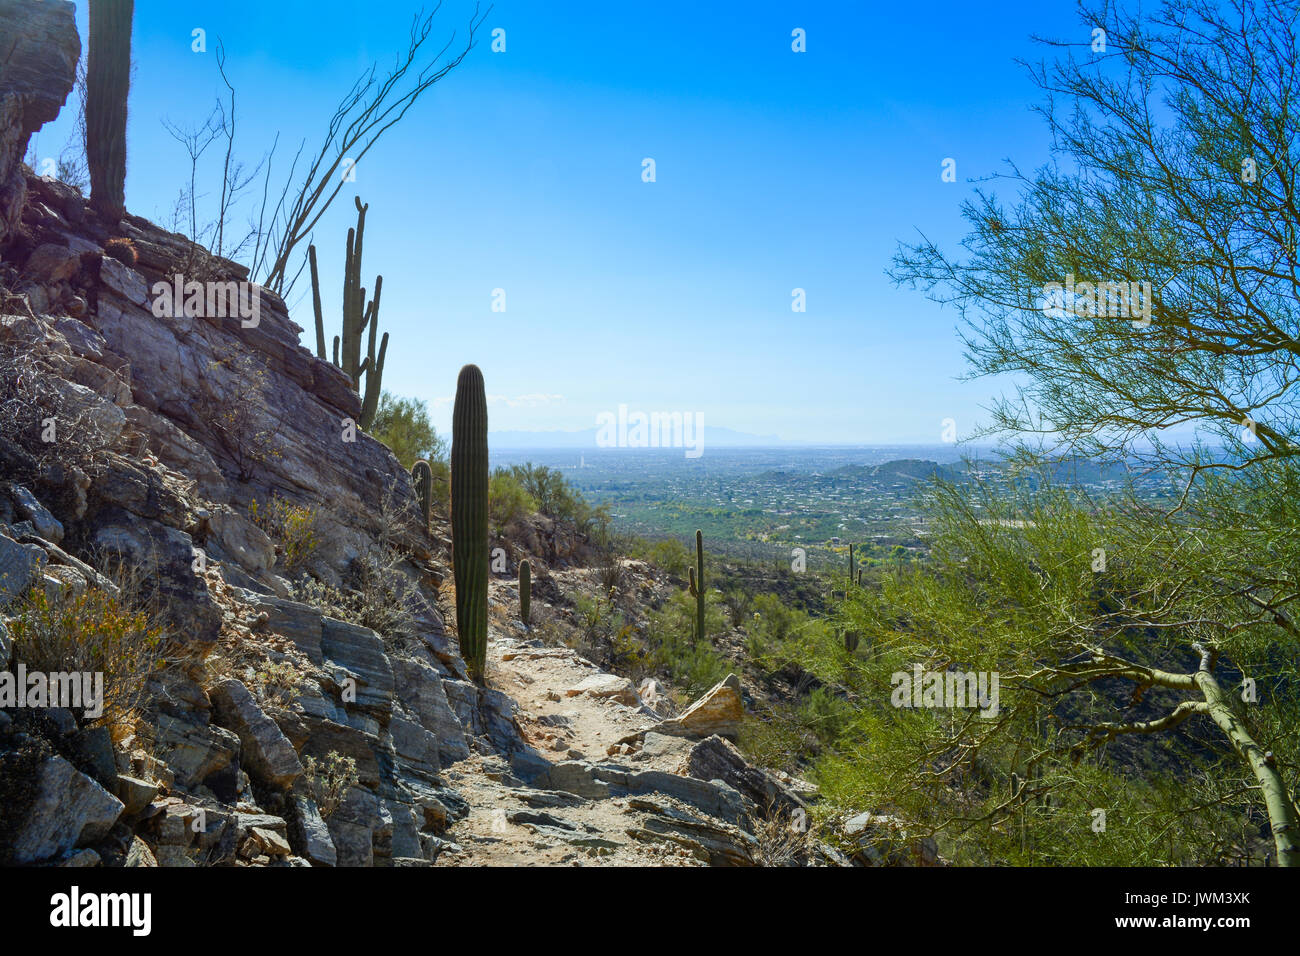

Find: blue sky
[30,0,1091,443]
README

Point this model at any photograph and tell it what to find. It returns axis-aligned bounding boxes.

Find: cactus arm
[309,244,328,360]
[359,332,387,430]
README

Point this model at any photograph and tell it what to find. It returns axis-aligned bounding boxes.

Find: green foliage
[371,392,447,470]
[781,475,1299,865]
[249,496,320,574]
[86,0,133,218]
[489,470,537,535]
[647,538,691,577]
[310,196,388,430]
[498,463,611,543]
[646,591,729,699]
[451,364,489,683]
[8,587,162,733]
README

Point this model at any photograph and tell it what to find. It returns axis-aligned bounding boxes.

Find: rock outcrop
[0,0,79,250]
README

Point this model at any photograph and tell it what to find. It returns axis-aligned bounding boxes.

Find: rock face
[11,756,124,864]
[687,735,807,819]
[209,679,304,788]
[0,0,79,250]
[655,674,745,740]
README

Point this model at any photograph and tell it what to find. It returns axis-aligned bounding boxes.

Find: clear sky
[30,0,1092,443]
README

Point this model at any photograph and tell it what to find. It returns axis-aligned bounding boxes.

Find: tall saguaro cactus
[310,196,388,429]
[688,529,706,645]
[86,0,134,219]
[519,559,531,626]
[451,364,489,683]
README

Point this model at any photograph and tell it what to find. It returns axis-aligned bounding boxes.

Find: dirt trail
[438,582,734,866]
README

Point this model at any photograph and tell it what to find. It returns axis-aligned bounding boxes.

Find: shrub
[303,751,358,819]
[369,391,447,470]
[648,538,692,577]
[7,587,164,735]
[489,470,536,535]
[646,591,730,699]
[249,496,320,574]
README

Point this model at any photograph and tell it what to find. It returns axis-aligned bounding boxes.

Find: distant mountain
[831,459,968,482]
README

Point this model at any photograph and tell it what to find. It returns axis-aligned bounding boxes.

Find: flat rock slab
[566,674,639,706]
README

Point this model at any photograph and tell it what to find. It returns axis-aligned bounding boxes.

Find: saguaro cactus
[519,559,531,626]
[848,543,855,587]
[310,196,388,429]
[411,459,434,530]
[692,530,706,644]
[87,0,134,219]
[451,364,489,683]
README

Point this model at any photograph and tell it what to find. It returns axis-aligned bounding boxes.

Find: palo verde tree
[873,0,1300,865]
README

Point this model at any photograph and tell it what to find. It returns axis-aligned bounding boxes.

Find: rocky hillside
[0,0,881,868]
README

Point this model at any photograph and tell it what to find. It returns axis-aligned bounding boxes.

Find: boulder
[6,484,63,543]
[654,673,744,739]
[289,793,337,867]
[566,673,639,706]
[209,678,304,788]
[686,735,807,819]
[151,714,240,790]
[11,755,124,864]
[0,530,46,605]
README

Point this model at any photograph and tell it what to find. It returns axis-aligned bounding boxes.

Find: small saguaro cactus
[848,542,855,587]
[86,0,134,219]
[310,196,388,430]
[519,559,531,626]
[844,630,860,653]
[451,364,489,683]
[411,459,434,530]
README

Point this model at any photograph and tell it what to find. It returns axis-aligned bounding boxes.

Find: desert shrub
[648,538,692,577]
[596,556,624,596]
[0,333,118,479]
[499,463,610,543]
[292,487,427,641]
[370,391,447,470]
[7,587,164,734]
[201,352,282,483]
[489,470,536,535]
[751,809,814,867]
[247,658,304,708]
[646,591,730,699]
[303,751,358,819]
[249,496,320,573]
